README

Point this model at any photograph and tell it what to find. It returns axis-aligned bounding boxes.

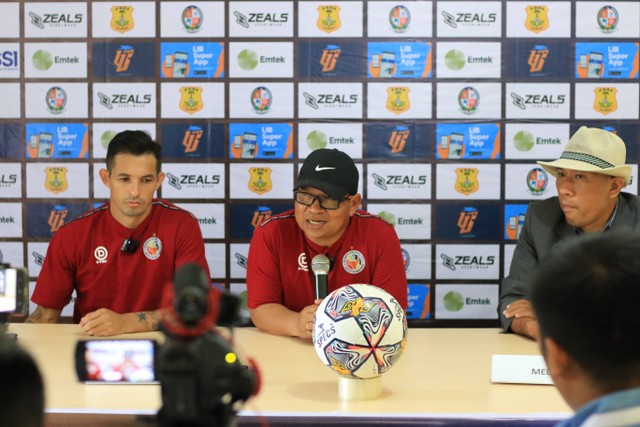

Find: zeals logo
[233,10,289,28]
[98,92,152,109]
[511,92,566,110]
[29,11,83,29]
[166,172,221,190]
[441,253,495,271]
[303,92,358,109]
[442,10,497,28]
[372,173,427,190]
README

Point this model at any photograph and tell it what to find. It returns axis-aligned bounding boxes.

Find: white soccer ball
[312,284,407,379]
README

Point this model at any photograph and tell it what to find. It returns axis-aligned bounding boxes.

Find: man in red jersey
[27,131,209,336]
[246,149,407,340]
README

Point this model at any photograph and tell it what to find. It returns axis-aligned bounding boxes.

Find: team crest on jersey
[46,86,67,114]
[525,6,549,34]
[593,87,618,115]
[386,87,410,114]
[458,87,479,115]
[248,167,272,195]
[342,250,365,274]
[455,168,479,196]
[317,6,341,33]
[597,5,618,34]
[389,5,411,33]
[251,86,272,114]
[179,87,203,115]
[111,6,135,34]
[44,167,68,194]
[143,237,162,260]
[182,5,203,33]
[527,167,548,196]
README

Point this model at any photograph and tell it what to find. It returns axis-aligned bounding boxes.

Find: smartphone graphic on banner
[241,132,257,158]
[38,133,53,158]
[587,52,604,78]
[380,52,395,78]
[172,52,189,78]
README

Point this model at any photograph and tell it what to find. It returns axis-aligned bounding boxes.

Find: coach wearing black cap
[246,149,408,339]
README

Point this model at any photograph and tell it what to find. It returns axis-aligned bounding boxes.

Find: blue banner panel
[503,40,572,78]
[365,123,432,159]
[434,204,502,240]
[504,204,528,240]
[160,123,225,159]
[26,201,91,238]
[367,41,432,78]
[229,203,292,240]
[160,42,224,78]
[407,284,431,319]
[575,42,639,79]
[298,41,364,78]
[93,42,156,78]
[229,123,293,159]
[0,124,23,158]
[25,123,88,159]
[435,123,501,160]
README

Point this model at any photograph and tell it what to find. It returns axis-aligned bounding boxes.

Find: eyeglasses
[294,191,350,210]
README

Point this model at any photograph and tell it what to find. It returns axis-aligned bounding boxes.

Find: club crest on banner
[525,6,549,34]
[182,5,203,33]
[386,87,410,115]
[455,168,479,196]
[44,167,68,195]
[111,6,135,34]
[317,6,341,33]
[593,87,618,115]
[458,87,479,115]
[248,167,272,195]
[46,87,67,115]
[527,167,548,196]
[597,5,618,34]
[179,87,203,115]
[389,5,411,33]
[251,86,272,114]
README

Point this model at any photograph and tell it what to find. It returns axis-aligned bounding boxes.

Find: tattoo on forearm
[136,311,161,330]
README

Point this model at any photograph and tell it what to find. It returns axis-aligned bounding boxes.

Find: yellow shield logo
[386,86,411,115]
[594,87,618,115]
[179,86,204,115]
[111,6,135,34]
[317,6,341,33]
[455,168,479,196]
[525,6,549,34]
[44,167,68,195]
[248,168,272,195]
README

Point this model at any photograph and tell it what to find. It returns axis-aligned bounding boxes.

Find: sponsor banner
[25,42,87,79]
[228,283,249,318]
[298,123,363,159]
[367,42,432,79]
[365,123,432,159]
[229,123,293,159]
[298,82,363,119]
[160,123,224,159]
[0,43,20,78]
[26,83,88,118]
[205,243,226,278]
[506,83,571,119]
[368,83,432,119]
[436,83,501,119]
[0,84,21,118]
[575,2,640,38]
[93,83,156,119]
[24,2,87,38]
[175,203,225,239]
[504,244,516,276]
[575,83,639,119]
[298,41,363,78]
[160,42,224,78]
[436,1,502,38]
[503,40,573,78]
[25,201,90,238]
[435,244,500,279]
[25,123,88,159]
[402,244,431,280]
[367,163,431,200]
[162,163,225,199]
[0,3,20,38]
[93,42,155,78]
[229,243,250,279]
[92,123,156,159]
[230,83,294,119]
[0,163,21,198]
[161,82,225,118]
[0,124,22,158]
[229,42,294,78]
[435,123,501,160]
[504,164,558,200]
[366,203,431,240]
[92,2,156,38]
[435,284,499,319]
[407,284,431,320]
[27,242,48,278]
[160,2,225,38]
[26,163,89,199]
[229,163,294,199]
[298,1,363,38]
[228,1,293,38]
[0,242,24,268]
[434,204,502,240]
[504,204,528,241]
[435,164,501,200]
[436,42,501,79]
[367,2,432,38]
[504,123,568,160]
[229,203,291,239]
[506,2,571,38]
[0,203,22,238]
[575,42,639,79]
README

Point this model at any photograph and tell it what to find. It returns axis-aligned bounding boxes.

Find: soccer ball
[313,284,407,379]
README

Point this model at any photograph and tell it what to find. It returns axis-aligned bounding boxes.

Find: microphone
[121,236,138,253]
[311,254,331,299]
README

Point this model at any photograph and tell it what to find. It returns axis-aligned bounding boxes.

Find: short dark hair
[106,130,161,174]
[0,336,45,427]
[531,232,640,387]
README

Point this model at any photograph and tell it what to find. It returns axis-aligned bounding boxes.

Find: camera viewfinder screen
[84,340,156,383]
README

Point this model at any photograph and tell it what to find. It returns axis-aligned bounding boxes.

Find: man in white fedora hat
[500,126,640,339]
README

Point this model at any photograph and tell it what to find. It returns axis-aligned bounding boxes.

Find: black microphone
[311,254,330,299]
[121,236,138,253]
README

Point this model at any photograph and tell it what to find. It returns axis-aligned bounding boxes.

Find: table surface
[8,323,571,421]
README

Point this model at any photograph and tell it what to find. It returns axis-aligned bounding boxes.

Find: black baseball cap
[294,149,359,200]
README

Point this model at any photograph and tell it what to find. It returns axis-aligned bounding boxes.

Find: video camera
[0,264,29,332]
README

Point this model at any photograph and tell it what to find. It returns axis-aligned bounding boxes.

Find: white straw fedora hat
[537,126,632,186]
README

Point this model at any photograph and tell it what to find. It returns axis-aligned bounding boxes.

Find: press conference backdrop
[0,1,639,326]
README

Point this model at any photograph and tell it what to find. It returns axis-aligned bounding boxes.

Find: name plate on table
[491,354,553,385]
